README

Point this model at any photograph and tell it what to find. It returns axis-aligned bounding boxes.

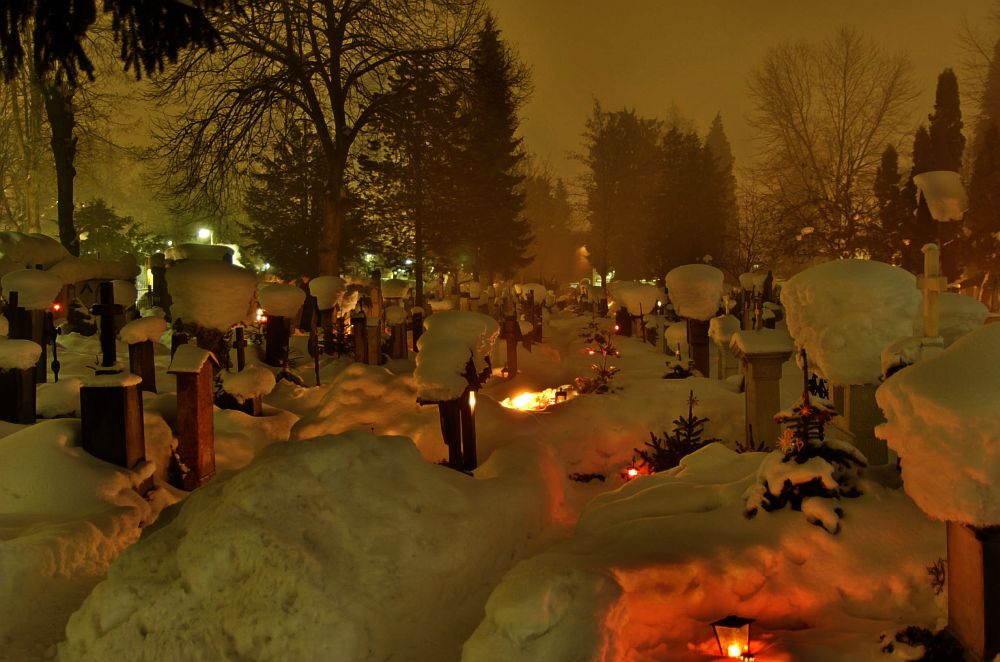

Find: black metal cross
[90,281,123,369]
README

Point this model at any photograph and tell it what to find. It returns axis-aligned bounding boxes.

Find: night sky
[490,0,996,178]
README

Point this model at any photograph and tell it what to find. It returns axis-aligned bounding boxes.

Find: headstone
[0,340,39,424]
[128,340,157,393]
[831,383,889,465]
[263,315,291,367]
[502,314,522,378]
[233,326,248,372]
[947,522,1000,661]
[168,345,219,490]
[687,318,711,376]
[411,307,424,352]
[419,357,485,471]
[5,291,49,383]
[918,243,948,340]
[731,329,794,450]
[149,253,171,317]
[352,309,367,363]
[366,316,383,366]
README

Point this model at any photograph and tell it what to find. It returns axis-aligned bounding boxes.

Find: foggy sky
[489,0,997,179]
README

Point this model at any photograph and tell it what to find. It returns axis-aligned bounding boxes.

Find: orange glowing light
[614,324,620,331]
[626,467,639,478]
[587,349,596,356]
[727,644,743,658]
[51,302,62,312]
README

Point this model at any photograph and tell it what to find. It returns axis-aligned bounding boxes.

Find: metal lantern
[554,388,568,404]
[711,615,755,660]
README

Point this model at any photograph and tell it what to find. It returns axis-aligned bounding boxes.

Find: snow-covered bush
[744,393,866,534]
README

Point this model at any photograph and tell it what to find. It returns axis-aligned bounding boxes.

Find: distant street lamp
[197,227,214,244]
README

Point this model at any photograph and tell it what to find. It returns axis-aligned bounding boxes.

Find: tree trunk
[316,185,344,276]
[41,82,79,256]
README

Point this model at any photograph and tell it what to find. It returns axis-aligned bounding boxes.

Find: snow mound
[517,283,547,301]
[730,328,794,356]
[386,304,407,325]
[0,338,41,371]
[609,281,661,315]
[935,292,987,346]
[415,311,499,402]
[167,261,256,331]
[382,278,411,299]
[877,323,1000,526]
[164,243,234,262]
[781,259,919,384]
[0,232,69,276]
[666,264,724,320]
[118,316,168,345]
[1,268,62,309]
[61,432,559,662]
[47,256,139,285]
[221,365,277,403]
[258,283,306,318]
[309,276,345,310]
[708,314,740,346]
[464,443,942,661]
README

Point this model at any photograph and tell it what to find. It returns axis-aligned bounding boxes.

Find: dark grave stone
[352,309,367,363]
[263,315,291,367]
[168,345,219,490]
[128,339,157,393]
[412,307,424,350]
[502,314,522,378]
[947,522,1000,661]
[0,340,39,424]
[687,318,711,377]
[6,291,49,383]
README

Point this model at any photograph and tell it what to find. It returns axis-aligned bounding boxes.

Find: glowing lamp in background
[711,616,755,660]
[468,390,476,413]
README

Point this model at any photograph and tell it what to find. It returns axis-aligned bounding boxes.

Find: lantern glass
[711,615,753,659]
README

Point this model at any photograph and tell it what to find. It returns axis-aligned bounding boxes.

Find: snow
[518,282,548,301]
[82,372,143,388]
[1,268,62,310]
[258,283,306,318]
[665,322,689,357]
[0,313,7,336]
[382,278,411,299]
[118,316,168,345]
[60,432,561,662]
[222,365,277,403]
[385,304,407,325]
[308,275,346,310]
[609,281,661,315]
[0,338,41,371]
[935,292,987,346]
[167,345,218,374]
[0,232,69,276]
[164,243,235,262]
[666,264,724,320]
[781,259,920,385]
[912,171,967,222]
[47,256,139,286]
[36,378,82,418]
[167,261,256,331]
[415,311,499,402]
[730,328,794,356]
[877,323,1000,526]
[708,314,741,346]
[111,280,137,308]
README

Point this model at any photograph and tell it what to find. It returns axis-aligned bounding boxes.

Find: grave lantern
[711,615,755,660]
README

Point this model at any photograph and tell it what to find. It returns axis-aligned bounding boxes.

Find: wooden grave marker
[168,345,219,490]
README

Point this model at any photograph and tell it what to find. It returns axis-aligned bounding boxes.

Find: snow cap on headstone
[167,344,219,374]
[609,281,661,315]
[1,269,62,310]
[221,365,276,403]
[666,264,724,321]
[932,292,987,347]
[258,284,306,318]
[119,316,169,345]
[415,311,498,401]
[912,170,966,222]
[781,259,919,385]
[308,276,345,311]
[167,261,256,332]
[877,323,1000,526]
[381,279,410,300]
[0,232,68,277]
[0,339,42,371]
[47,255,139,285]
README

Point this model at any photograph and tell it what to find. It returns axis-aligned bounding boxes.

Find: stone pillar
[732,331,793,450]
[80,374,145,472]
[687,318,711,377]
[6,291,49,383]
[389,322,407,359]
[150,252,171,317]
[918,243,947,339]
[128,339,157,393]
[947,521,1000,662]
[0,363,36,424]
[168,346,219,490]
[833,382,889,465]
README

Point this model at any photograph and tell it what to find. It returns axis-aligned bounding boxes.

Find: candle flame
[727,644,743,658]
[626,467,639,478]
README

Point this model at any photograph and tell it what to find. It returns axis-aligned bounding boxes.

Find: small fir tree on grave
[574,331,620,394]
[633,390,719,473]
[744,350,867,534]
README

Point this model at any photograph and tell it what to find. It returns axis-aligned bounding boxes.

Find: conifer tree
[459,14,532,280]
[964,122,1000,305]
[705,114,739,273]
[928,69,965,172]
[902,126,936,273]
[870,145,908,264]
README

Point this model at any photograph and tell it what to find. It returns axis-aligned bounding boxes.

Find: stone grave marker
[120,316,168,394]
[168,345,219,490]
[731,328,794,449]
[0,339,40,424]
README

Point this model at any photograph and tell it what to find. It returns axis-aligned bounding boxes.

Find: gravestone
[502,313,523,378]
[687,319,711,376]
[411,307,424,351]
[419,357,486,471]
[386,305,408,360]
[79,282,147,487]
[168,345,219,490]
[731,329,794,450]
[128,340,157,393]
[263,314,291,367]
[352,308,367,363]
[5,291,49,383]
[149,252,171,317]
[0,340,39,424]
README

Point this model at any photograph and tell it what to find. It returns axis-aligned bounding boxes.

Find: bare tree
[748,26,918,259]
[153,0,482,276]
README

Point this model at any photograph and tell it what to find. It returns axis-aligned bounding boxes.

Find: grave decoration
[415,310,498,471]
[79,282,148,491]
[119,315,168,393]
[877,323,1000,662]
[781,259,919,465]
[632,390,719,473]
[219,364,275,417]
[0,339,40,423]
[258,283,306,367]
[666,264,724,377]
[2,267,61,382]
[167,260,256,369]
[730,327,794,449]
[500,386,576,412]
[744,350,866,534]
[168,344,220,490]
[309,275,347,355]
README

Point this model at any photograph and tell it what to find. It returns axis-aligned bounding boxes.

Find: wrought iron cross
[90,281,123,369]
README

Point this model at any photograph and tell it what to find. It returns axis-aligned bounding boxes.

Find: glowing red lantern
[711,616,755,660]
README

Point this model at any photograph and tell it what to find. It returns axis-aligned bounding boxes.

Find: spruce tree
[964,122,1000,305]
[705,114,739,273]
[902,126,936,273]
[928,69,965,172]
[460,14,532,280]
[870,145,908,264]
[242,122,324,279]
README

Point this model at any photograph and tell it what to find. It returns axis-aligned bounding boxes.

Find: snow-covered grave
[730,327,795,449]
[258,283,305,367]
[0,338,41,423]
[2,267,62,382]
[782,259,920,465]
[119,315,168,393]
[878,323,1000,661]
[6,265,999,661]
[609,280,662,338]
[167,345,220,490]
[667,264,724,376]
[415,310,498,470]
